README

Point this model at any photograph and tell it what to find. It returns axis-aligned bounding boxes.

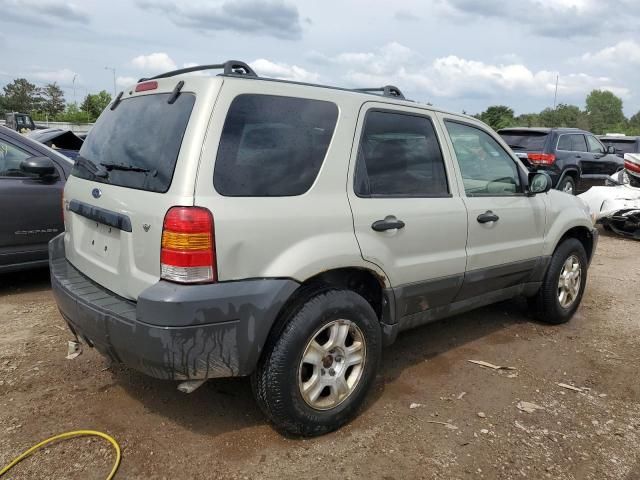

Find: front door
[439,117,546,300]
[348,104,468,319]
[0,137,64,268]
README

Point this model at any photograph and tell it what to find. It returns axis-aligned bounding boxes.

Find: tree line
[475,90,640,135]
[0,78,112,124]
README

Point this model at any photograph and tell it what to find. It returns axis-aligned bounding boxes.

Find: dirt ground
[1,229,639,480]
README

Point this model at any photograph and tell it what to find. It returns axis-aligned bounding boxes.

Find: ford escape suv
[50,60,598,436]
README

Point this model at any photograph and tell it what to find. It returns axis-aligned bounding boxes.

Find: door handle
[477,211,499,224]
[575,155,582,158]
[371,216,405,232]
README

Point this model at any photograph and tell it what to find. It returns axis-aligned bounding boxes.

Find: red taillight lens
[135,81,158,92]
[161,207,216,284]
[527,153,556,165]
[624,159,640,174]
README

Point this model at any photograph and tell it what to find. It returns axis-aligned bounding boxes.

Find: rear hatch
[63,77,221,300]
[498,130,549,168]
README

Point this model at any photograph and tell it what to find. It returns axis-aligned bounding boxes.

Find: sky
[1,0,640,116]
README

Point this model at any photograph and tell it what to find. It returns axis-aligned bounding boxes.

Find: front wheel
[530,238,588,324]
[252,289,382,436]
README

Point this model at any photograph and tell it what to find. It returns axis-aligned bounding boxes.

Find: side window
[445,121,522,196]
[354,111,449,197]
[214,94,338,196]
[0,139,34,177]
[586,135,605,154]
[557,135,572,151]
[571,134,588,152]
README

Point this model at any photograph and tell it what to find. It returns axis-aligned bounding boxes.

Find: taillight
[527,153,556,165]
[161,207,216,284]
[624,159,640,174]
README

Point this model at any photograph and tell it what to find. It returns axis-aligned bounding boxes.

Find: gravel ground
[1,229,639,479]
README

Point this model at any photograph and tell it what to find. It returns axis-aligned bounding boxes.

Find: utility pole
[553,74,559,109]
[72,74,77,105]
[104,66,116,97]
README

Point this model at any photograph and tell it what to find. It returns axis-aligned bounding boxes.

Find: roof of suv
[598,135,640,141]
[133,59,476,122]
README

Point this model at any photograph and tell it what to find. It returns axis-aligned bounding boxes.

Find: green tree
[476,105,515,130]
[41,83,66,117]
[514,113,540,127]
[2,78,42,113]
[585,90,625,135]
[80,90,111,120]
[628,111,640,135]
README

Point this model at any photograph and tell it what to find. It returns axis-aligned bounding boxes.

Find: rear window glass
[499,131,548,152]
[214,94,338,196]
[602,140,637,154]
[73,93,195,193]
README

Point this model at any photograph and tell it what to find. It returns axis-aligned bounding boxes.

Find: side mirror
[607,145,616,155]
[527,172,552,195]
[20,156,58,178]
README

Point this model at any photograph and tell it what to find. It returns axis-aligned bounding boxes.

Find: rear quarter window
[213,94,338,196]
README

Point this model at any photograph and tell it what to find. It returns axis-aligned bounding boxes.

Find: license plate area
[83,219,121,261]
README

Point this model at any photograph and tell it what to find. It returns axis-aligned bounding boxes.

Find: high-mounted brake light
[135,81,158,92]
[161,207,216,284]
[527,153,556,165]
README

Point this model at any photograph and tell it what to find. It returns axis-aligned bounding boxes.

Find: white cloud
[130,52,176,72]
[250,59,319,82]
[116,76,137,88]
[580,40,640,66]
[318,43,629,101]
[438,0,640,38]
[32,68,78,85]
[0,0,89,24]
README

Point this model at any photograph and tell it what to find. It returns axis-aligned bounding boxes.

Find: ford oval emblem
[92,188,102,199]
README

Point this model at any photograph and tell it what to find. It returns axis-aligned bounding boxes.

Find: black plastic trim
[68,199,132,232]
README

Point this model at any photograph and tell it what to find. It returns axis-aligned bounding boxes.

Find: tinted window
[572,134,588,152]
[446,121,521,196]
[586,135,604,154]
[0,139,35,177]
[557,135,572,151]
[214,95,338,197]
[499,131,548,151]
[603,140,637,154]
[354,111,448,197]
[73,93,195,193]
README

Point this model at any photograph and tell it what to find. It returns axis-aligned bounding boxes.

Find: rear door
[440,116,546,299]
[63,78,221,300]
[348,104,468,318]
[0,135,64,268]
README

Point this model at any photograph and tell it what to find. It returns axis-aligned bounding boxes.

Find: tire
[252,288,381,436]
[531,238,588,324]
[557,176,576,195]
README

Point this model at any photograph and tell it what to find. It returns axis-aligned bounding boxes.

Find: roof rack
[139,60,257,82]
[353,85,405,100]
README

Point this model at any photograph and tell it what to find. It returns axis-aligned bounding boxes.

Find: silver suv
[50,60,597,436]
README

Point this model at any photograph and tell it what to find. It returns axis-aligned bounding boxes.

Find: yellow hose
[0,430,121,479]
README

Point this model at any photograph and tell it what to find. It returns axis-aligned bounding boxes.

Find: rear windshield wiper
[99,162,151,173]
[75,156,109,178]
[507,144,526,150]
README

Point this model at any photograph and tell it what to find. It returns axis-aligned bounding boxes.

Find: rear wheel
[530,238,587,324]
[557,176,576,195]
[252,289,381,436]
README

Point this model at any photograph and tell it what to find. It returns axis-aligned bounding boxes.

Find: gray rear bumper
[49,234,299,380]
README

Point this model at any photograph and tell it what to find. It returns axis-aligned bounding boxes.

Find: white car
[50,60,597,436]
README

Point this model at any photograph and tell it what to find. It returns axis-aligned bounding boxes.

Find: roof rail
[354,85,405,100]
[139,60,257,82]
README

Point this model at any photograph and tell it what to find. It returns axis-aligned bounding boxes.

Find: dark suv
[598,135,640,158]
[498,127,623,194]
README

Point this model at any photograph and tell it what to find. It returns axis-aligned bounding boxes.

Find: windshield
[499,131,548,152]
[73,92,195,193]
